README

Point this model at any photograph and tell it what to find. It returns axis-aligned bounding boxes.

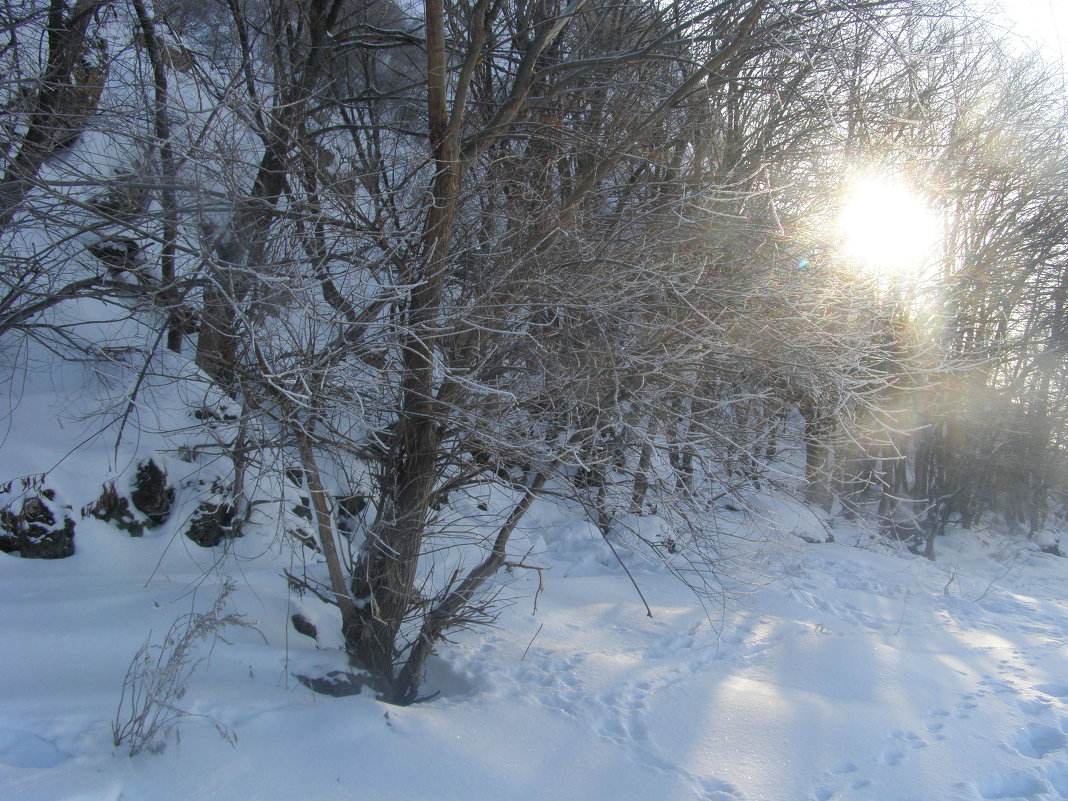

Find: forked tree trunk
[391,471,547,704]
[345,0,462,685]
[344,0,771,699]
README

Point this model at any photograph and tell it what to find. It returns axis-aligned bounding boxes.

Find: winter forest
[2,0,1068,799]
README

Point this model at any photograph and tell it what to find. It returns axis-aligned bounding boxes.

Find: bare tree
[8,0,1065,708]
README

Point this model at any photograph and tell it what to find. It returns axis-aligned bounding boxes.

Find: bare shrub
[112,580,249,756]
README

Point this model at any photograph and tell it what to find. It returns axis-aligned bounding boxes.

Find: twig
[283,569,338,607]
[943,569,957,597]
[600,528,653,618]
[971,550,1019,604]
[113,322,169,459]
[504,559,547,614]
[894,588,909,635]
[521,622,544,662]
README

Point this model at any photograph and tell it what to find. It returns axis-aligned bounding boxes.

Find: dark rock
[286,526,319,552]
[337,494,367,517]
[83,482,144,536]
[185,501,236,548]
[193,405,239,424]
[295,670,374,698]
[1,491,75,559]
[88,237,141,276]
[292,497,312,521]
[336,494,368,537]
[291,613,318,640]
[1038,540,1064,557]
[130,460,174,526]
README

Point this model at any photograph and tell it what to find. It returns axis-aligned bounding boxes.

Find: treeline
[0,0,1065,702]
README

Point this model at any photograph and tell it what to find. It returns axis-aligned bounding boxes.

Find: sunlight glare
[838,175,942,281]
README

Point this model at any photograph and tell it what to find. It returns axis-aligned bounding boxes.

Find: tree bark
[0,0,107,229]
[392,471,547,704]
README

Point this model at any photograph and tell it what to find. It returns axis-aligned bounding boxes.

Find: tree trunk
[802,404,833,511]
[346,0,462,685]
[391,471,547,704]
[0,0,107,229]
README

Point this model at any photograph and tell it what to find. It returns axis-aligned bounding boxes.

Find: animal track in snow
[889,729,928,750]
[511,648,589,716]
[829,761,857,775]
[956,691,982,718]
[925,721,946,738]
[583,665,744,801]
[975,708,1068,799]
[882,747,905,766]
[924,707,950,739]
[810,759,860,799]
[979,674,1021,696]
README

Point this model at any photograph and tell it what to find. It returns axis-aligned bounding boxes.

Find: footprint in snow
[876,729,927,768]
[1009,722,1067,759]
[925,708,950,738]
[829,761,857,775]
[811,759,860,799]
[975,770,1051,800]
[559,671,581,689]
[1017,697,1054,716]
[718,630,748,646]
[0,727,68,768]
[925,721,946,739]
[957,692,981,718]
[979,676,1020,696]
[890,728,928,750]
[882,747,905,766]
[996,657,1030,681]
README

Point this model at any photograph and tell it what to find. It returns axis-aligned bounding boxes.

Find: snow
[0,340,1066,801]
[2,452,1067,801]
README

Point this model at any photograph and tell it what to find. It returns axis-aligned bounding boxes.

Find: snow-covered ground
[0,318,1065,801]
[2,469,1067,801]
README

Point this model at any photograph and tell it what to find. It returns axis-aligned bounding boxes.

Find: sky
[996,0,1068,62]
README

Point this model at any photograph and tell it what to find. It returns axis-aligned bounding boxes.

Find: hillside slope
[2,467,1066,801]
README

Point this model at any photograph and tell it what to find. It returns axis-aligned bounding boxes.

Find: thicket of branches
[1,0,1066,702]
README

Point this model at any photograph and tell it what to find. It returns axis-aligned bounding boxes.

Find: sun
[838,174,942,281]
